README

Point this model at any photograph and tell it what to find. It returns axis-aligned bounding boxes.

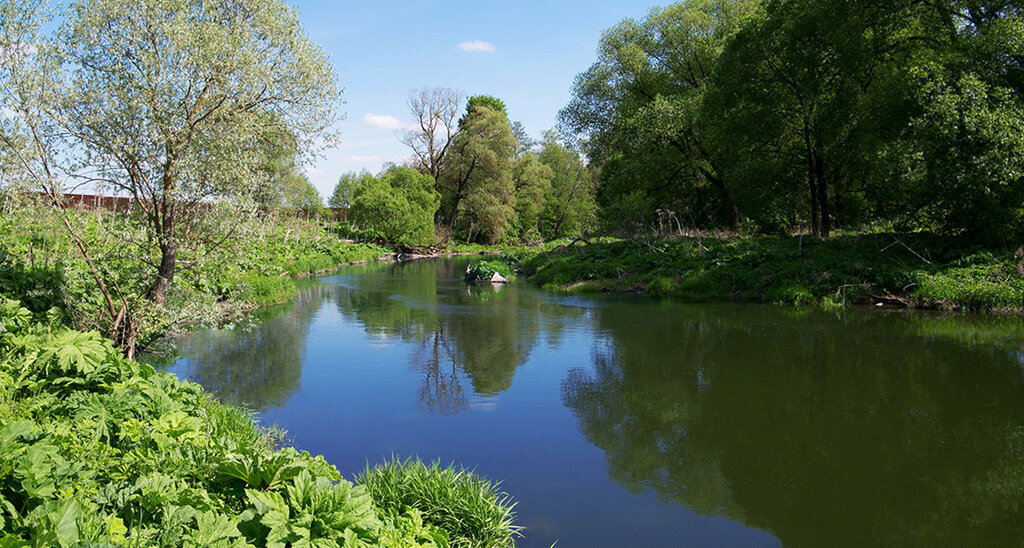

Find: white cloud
[363,113,411,131]
[0,107,18,120]
[350,155,383,163]
[457,40,496,53]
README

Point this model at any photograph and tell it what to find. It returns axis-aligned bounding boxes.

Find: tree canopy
[2,0,340,304]
[559,0,1024,242]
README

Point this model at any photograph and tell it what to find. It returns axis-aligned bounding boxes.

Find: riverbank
[0,296,518,546]
[510,234,1024,313]
[0,198,393,350]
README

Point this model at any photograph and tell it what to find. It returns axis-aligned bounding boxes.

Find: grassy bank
[512,234,1024,312]
[0,297,518,546]
[0,198,391,349]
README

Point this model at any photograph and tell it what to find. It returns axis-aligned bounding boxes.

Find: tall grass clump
[236,274,298,306]
[358,457,521,547]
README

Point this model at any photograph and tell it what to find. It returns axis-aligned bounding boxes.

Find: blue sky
[292,0,662,197]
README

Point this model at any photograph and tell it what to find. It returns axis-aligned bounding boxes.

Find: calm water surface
[165,258,1024,547]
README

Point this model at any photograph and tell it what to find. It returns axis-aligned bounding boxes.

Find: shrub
[358,457,520,548]
[236,274,297,306]
[465,261,515,282]
[350,167,439,248]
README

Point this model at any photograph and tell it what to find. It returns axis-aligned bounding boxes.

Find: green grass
[358,457,520,548]
[235,274,297,306]
[515,234,1024,312]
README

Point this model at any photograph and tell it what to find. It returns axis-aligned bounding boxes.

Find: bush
[358,457,520,548]
[0,297,511,546]
[465,260,515,282]
[350,167,439,248]
[236,274,297,306]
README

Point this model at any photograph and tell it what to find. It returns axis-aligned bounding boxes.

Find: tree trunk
[697,167,740,230]
[815,155,829,238]
[149,240,177,304]
[807,156,819,237]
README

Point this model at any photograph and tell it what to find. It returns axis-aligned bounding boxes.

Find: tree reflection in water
[177,284,334,411]
[562,304,1024,546]
[333,258,580,414]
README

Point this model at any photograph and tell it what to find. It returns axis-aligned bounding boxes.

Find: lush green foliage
[0,298,517,546]
[350,167,440,249]
[536,132,598,239]
[517,234,1024,312]
[393,88,599,246]
[464,96,507,118]
[560,0,757,233]
[358,458,520,548]
[331,171,375,209]
[464,261,515,283]
[561,0,1024,242]
[0,197,390,352]
[439,105,517,244]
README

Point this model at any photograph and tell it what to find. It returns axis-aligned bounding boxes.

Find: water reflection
[563,304,1024,545]
[331,259,584,411]
[161,258,1024,545]
[174,285,332,410]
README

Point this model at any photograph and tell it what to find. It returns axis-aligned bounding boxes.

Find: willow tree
[59,0,338,303]
[438,101,516,243]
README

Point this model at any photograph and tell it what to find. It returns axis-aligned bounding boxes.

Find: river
[162,257,1024,546]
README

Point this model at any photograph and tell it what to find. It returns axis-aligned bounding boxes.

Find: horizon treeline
[332,95,599,247]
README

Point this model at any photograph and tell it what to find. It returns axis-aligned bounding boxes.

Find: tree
[399,87,462,182]
[249,125,332,219]
[25,0,338,305]
[350,167,439,248]
[282,176,325,217]
[510,153,552,240]
[559,0,759,233]
[705,0,936,236]
[538,131,598,238]
[330,170,373,209]
[438,103,517,243]
[464,95,507,118]
[870,0,1024,240]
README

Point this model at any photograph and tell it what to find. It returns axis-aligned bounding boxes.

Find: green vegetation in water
[464,261,515,283]
[513,234,1024,312]
[0,297,517,546]
[358,458,521,548]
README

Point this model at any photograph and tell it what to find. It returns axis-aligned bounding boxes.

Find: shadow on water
[562,303,1024,546]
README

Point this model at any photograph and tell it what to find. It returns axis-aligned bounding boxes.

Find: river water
[164,257,1024,546]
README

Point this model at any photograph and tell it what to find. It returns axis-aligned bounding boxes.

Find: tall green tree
[706,0,936,236]
[3,0,339,306]
[538,131,597,238]
[510,152,553,240]
[330,170,373,209]
[872,0,1024,240]
[560,0,759,233]
[252,126,316,213]
[438,101,516,243]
